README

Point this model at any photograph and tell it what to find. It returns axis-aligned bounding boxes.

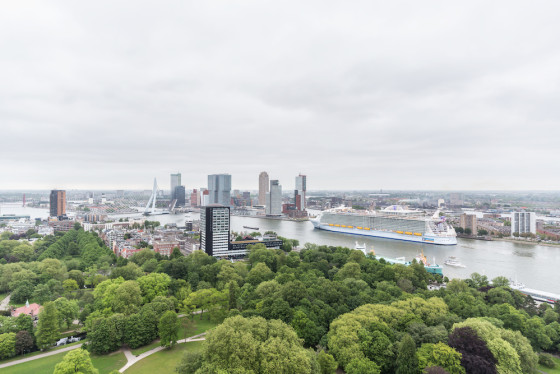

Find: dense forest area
[0,227,559,373]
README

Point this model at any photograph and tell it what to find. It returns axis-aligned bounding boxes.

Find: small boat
[354,241,366,251]
[355,242,376,256]
[243,226,259,230]
[444,256,466,268]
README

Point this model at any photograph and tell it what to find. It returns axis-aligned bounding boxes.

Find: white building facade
[511,212,536,236]
[266,180,282,216]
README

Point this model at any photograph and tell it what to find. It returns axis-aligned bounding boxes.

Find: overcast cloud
[1,1,559,191]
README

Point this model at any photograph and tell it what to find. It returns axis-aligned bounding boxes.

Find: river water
[3,204,558,294]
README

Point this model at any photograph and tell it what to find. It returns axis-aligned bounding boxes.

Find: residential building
[460,213,477,234]
[49,190,66,217]
[295,174,307,211]
[208,174,231,206]
[200,205,231,257]
[190,189,198,207]
[153,240,180,256]
[201,189,209,206]
[48,220,74,232]
[266,180,282,216]
[259,171,269,206]
[511,212,537,236]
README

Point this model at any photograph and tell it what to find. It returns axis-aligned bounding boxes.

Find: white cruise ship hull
[311,221,457,245]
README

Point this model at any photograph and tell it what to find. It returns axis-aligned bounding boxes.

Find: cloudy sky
[1,1,559,191]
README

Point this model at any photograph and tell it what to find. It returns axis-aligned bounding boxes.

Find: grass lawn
[125,341,203,374]
[178,313,218,339]
[0,341,84,364]
[8,297,40,308]
[1,349,126,374]
[130,314,217,356]
[539,356,560,374]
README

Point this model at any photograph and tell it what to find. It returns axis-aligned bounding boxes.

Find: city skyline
[2,2,560,191]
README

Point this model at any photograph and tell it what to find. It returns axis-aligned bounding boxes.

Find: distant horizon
[0,188,559,194]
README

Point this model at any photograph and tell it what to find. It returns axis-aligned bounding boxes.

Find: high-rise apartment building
[208,174,231,206]
[511,212,536,236]
[258,172,269,206]
[266,180,282,216]
[295,174,307,211]
[460,213,477,234]
[170,173,181,197]
[200,205,231,257]
[190,189,198,207]
[201,189,209,206]
[49,190,66,218]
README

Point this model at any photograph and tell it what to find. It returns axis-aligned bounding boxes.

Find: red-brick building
[153,240,180,256]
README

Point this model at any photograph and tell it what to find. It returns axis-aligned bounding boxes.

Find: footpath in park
[0,294,10,311]
[118,333,207,372]
[0,343,84,369]
[0,333,206,371]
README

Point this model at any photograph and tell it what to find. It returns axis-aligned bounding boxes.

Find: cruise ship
[509,280,560,305]
[311,205,457,245]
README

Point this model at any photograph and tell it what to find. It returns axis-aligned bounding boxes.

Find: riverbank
[231,214,309,222]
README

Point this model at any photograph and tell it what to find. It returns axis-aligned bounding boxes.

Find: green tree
[396,334,419,374]
[124,314,147,349]
[291,309,324,347]
[137,273,171,303]
[317,350,338,374]
[248,245,276,270]
[33,283,53,304]
[416,343,465,374]
[11,280,34,304]
[54,297,79,329]
[195,315,315,373]
[15,330,34,355]
[35,302,60,349]
[88,316,123,354]
[68,270,85,288]
[63,279,79,294]
[158,310,180,348]
[346,357,381,374]
[176,350,203,374]
[111,280,142,315]
[470,273,489,288]
[246,262,274,286]
[15,313,34,335]
[53,349,99,374]
[334,262,362,281]
[0,332,16,359]
[11,243,34,262]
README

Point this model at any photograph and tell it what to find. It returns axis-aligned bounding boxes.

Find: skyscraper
[200,205,230,257]
[49,190,66,218]
[266,180,282,216]
[295,174,307,211]
[170,173,181,197]
[208,174,231,206]
[258,171,269,206]
[174,186,186,207]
